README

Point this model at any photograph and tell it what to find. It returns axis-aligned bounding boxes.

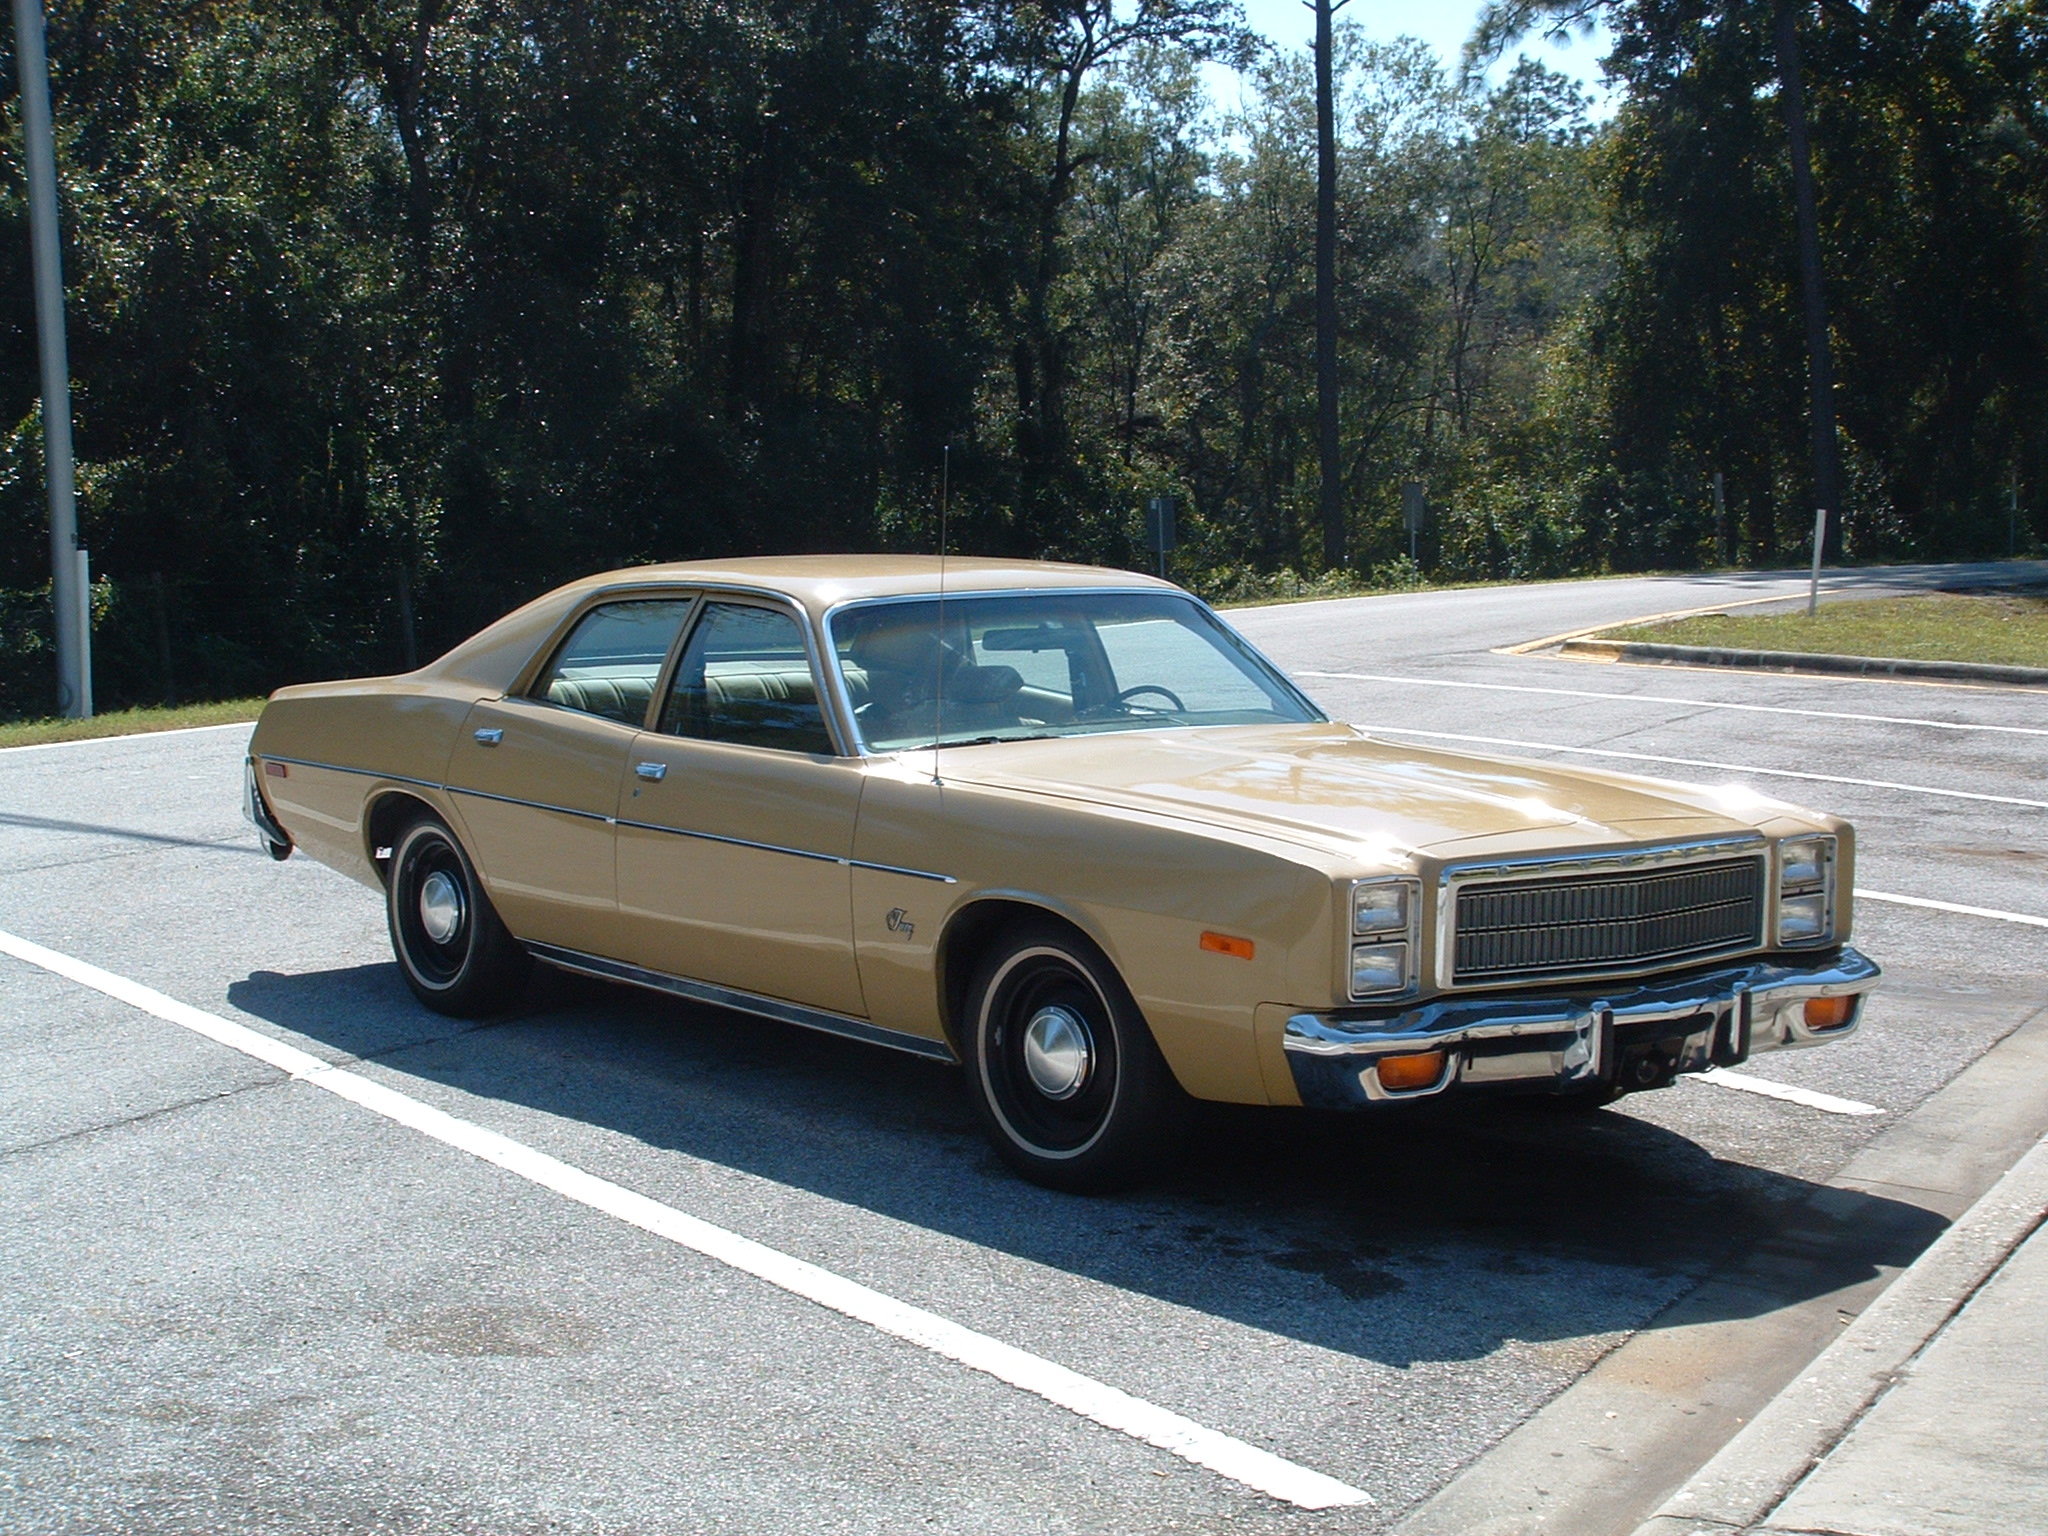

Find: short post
[1807,503,1827,617]
[1146,495,1176,581]
[1401,482,1425,567]
[1712,471,1728,565]
[72,546,91,714]
[151,571,175,704]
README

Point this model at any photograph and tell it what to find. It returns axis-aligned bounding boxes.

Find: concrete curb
[1628,1131,2048,1536]
[1384,1005,2048,1536]
[1560,638,2048,687]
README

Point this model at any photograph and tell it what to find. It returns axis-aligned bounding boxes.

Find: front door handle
[634,761,667,782]
[474,727,504,746]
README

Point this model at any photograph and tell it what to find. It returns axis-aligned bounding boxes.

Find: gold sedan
[246,557,1880,1188]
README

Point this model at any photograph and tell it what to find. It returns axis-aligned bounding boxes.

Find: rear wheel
[961,922,1186,1192]
[387,815,529,1016]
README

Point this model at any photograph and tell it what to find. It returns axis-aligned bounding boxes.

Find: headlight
[1777,835,1836,947]
[1779,893,1828,942]
[1353,878,1413,935]
[1351,942,1410,998]
[1349,877,1420,997]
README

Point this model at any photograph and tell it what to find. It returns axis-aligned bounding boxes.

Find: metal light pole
[12,0,90,716]
[1309,0,1348,573]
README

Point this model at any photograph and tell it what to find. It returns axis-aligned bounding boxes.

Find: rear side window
[532,600,692,725]
[661,602,835,755]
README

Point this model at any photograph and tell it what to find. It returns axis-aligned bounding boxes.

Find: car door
[614,597,867,1017]
[446,595,694,954]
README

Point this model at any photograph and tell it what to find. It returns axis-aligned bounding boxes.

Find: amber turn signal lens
[1375,1050,1446,1092]
[1804,995,1855,1031]
[1199,931,1254,960]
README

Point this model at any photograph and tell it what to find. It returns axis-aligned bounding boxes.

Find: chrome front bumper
[1284,947,1880,1110]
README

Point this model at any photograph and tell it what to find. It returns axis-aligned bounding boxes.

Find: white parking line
[1855,890,2048,929]
[0,927,1369,1513]
[1695,1069,1883,1117]
[1299,671,2048,738]
[1358,726,2048,811]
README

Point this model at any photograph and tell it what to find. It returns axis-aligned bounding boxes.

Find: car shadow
[226,962,1945,1370]
[0,810,267,855]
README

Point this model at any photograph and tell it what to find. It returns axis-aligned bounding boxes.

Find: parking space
[4,570,2043,1534]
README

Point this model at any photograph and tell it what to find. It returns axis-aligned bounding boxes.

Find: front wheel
[962,922,1186,1191]
[387,815,529,1016]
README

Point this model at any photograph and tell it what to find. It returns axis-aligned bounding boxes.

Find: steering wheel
[1114,684,1187,714]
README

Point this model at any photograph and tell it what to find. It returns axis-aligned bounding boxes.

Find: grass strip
[0,698,265,749]
[1608,593,2048,669]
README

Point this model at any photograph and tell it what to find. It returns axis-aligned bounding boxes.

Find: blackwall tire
[386,815,529,1017]
[962,921,1186,1192]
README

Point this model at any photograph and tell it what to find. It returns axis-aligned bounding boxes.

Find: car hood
[935,722,1774,861]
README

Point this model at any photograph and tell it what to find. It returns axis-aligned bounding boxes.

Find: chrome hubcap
[1021,1005,1093,1100]
[418,870,465,945]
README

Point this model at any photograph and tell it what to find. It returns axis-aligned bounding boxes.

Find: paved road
[3,567,2043,1534]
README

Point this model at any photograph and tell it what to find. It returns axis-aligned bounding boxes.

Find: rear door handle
[474,727,504,746]
[634,761,667,782]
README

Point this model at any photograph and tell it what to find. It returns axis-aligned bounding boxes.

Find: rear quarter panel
[249,679,482,889]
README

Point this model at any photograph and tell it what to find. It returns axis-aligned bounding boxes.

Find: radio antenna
[934,444,949,782]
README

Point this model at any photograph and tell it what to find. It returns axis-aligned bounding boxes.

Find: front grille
[1453,855,1765,982]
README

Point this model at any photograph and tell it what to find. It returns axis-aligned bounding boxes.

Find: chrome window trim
[817,586,1326,758]
[524,940,959,1061]
[485,690,657,733]
[1434,834,1771,992]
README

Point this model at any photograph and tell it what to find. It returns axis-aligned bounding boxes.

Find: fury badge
[884,908,915,940]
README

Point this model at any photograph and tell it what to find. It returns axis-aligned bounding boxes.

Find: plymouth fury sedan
[247,557,1880,1188]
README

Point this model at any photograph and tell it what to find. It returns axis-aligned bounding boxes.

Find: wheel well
[364,791,440,887]
[937,899,1108,1052]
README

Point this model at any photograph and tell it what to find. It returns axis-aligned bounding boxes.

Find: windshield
[828,591,1323,752]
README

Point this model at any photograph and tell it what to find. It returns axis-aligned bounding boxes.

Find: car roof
[555,554,1179,607]
[422,556,1186,692]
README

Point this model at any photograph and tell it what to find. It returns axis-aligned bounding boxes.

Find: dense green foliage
[3,0,2043,713]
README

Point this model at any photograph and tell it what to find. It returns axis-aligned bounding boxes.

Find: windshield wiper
[942,732,1059,748]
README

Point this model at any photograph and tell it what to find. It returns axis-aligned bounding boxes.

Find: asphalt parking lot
[4,565,2044,1535]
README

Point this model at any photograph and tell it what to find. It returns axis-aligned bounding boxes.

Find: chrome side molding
[522,940,959,1063]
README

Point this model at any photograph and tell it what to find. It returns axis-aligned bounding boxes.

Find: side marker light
[1804,996,1855,1031]
[1375,1051,1446,1092]
[1200,931,1255,961]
